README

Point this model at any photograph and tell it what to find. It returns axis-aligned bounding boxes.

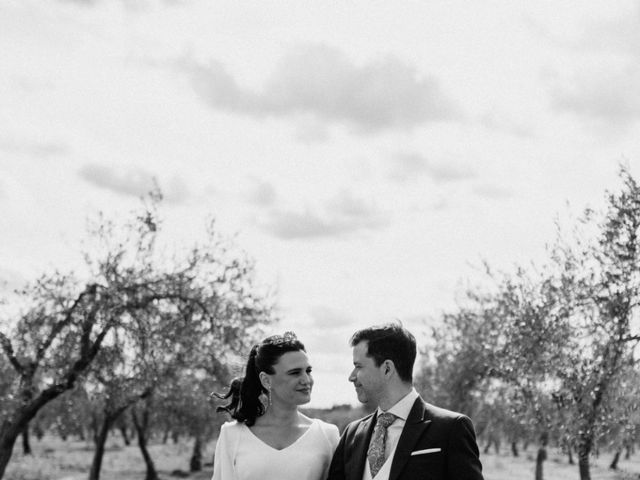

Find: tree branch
[35,283,100,365]
[0,330,25,375]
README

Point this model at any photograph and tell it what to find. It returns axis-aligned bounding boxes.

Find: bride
[212,332,339,480]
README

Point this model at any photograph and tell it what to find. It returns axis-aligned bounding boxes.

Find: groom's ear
[382,360,394,376]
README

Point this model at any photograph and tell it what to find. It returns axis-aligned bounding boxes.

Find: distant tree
[425,264,570,480]
[421,165,640,480]
[416,305,493,419]
[86,369,151,480]
[130,395,158,479]
[0,192,275,479]
[547,166,640,480]
[154,371,225,472]
[37,383,92,441]
[604,359,640,470]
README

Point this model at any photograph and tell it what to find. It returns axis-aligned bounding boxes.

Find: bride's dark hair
[214,332,305,426]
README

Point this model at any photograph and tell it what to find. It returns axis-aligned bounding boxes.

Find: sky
[2,0,640,408]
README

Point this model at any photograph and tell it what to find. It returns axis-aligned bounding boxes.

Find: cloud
[246,179,277,206]
[259,189,388,240]
[580,7,640,58]
[551,63,640,126]
[390,153,476,183]
[550,66,640,127]
[473,183,513,200]
[479,113,534,138]
[259,209,357,239]
[0,138,69,158]
[78,163,188,203]
[310,305,354,329]
[293,115,331,144]
[186,44,459,133]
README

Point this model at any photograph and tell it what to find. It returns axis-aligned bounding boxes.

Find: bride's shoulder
[310,418,340,436]
[219,420,245,436]
[221,419,243,428]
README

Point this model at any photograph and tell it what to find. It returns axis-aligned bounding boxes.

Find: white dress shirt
[381,387,420,461]
[363,388,420,480]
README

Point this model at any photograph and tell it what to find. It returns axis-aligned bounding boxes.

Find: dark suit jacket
[327,397,484,480]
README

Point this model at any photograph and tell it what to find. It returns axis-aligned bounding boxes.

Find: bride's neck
[261,403,299,425]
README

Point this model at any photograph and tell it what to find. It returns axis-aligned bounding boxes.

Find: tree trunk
[0,421,19,480]
[33,422,44,441]
[535,432,548,480]
[483,434,499,454]
[0,446,13,480]
[0,403,44,479]
[577,443,592,480]
[190,436,203,472]
[21,425,32,456]
[116,412,131,446]
[131,407,158,480]
[119,425,130,446]
[510,441,518,457]
[625,442,632,460]
[609,451,620,470]
[88,415,113,480]
[483,440,490,454]
[565,440,574,465]
[535,446,547,480]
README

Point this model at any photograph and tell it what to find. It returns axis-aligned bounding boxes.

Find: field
[4,436,640,480]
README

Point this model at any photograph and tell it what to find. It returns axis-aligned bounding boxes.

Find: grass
[4,436,640,480]
[4,436,214,480]
[482,448,640,480]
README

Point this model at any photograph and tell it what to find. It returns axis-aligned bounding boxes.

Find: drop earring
[259,387,272,411]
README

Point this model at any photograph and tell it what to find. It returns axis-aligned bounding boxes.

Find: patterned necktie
[367,412,397,478]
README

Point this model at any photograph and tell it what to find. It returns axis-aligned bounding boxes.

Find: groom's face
[349,341,385,405]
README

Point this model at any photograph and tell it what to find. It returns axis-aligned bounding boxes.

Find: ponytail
[214,345,267,426]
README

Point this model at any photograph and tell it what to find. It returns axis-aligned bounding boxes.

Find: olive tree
[0,193,274,479]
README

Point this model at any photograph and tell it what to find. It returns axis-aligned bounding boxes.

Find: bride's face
[267,350,314,406]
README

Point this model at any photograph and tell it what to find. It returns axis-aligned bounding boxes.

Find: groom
[327,323,484,480]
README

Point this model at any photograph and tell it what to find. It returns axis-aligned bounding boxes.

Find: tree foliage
[0,192,275,479]
[417,165,640,480]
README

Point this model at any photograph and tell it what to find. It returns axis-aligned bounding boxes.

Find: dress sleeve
[326,423,349,480]
[325,423,340,453]
[212,423,236,480]
[317,421,341,480]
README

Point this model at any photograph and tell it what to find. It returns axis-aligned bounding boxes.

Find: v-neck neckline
[244,419,316,452]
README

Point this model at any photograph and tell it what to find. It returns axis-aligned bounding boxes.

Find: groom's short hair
[350,323,416,383]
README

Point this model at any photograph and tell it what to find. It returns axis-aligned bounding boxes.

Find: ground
[4,436,640,480]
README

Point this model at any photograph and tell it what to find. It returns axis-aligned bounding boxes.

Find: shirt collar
[378,387,419,421]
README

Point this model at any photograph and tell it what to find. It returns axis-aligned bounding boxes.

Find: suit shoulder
[346,412,374,431]
[424,402,469,421]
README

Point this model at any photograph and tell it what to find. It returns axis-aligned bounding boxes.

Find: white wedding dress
[212,418,339,480]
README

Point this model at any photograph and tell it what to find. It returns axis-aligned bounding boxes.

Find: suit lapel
[350,413,377,480]
[389,398,432,480]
